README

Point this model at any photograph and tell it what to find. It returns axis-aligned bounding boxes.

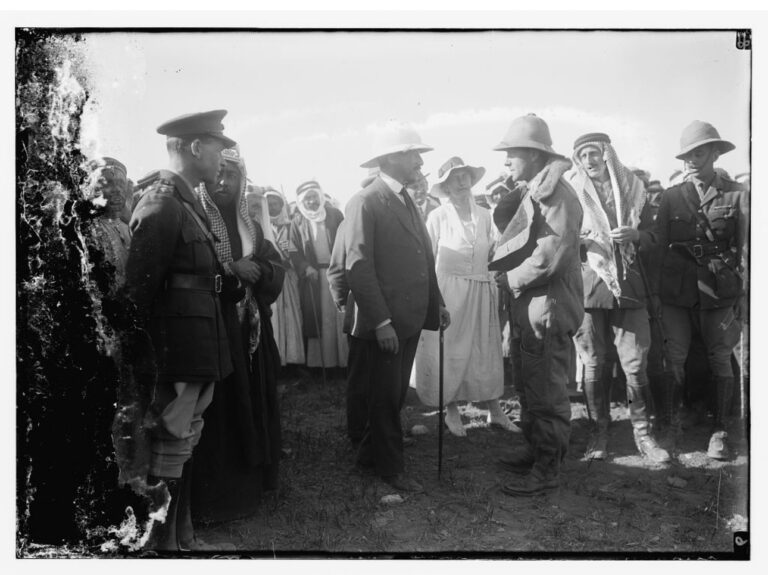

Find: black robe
[191,219,285,524]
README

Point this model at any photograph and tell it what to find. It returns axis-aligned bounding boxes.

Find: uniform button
[421,272,426,278]
[416,249,422,255]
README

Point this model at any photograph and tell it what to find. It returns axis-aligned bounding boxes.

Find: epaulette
[135,169,161,191]
[719,174,746,192]
[135,170,176,194]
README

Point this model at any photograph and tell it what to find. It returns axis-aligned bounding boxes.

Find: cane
[307,277,327,386]
[438,324,445,479]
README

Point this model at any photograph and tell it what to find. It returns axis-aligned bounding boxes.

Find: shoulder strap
[180,199,223,268]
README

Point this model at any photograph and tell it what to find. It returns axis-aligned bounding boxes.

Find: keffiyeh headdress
[568,134,646,299]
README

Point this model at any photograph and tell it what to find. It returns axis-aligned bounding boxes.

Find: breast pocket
[708,205,737,240]
[668,213,696,242]
[181,221,214,269]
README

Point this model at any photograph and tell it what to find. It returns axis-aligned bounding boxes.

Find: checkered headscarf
[568,138,646,299]
[197,149,257,265]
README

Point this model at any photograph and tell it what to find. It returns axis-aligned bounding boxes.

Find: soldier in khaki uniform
[126,110,236,551]
[654,121,748,460]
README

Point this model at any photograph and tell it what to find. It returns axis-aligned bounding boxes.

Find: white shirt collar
[379,171,406,195]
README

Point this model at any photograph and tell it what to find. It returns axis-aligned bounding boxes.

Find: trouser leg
[150,381,215,479]
[611,308,652,435]
[573,310,610,459]
[520,324,572,481]
[662,305,694,449]
[357,335,418,477]
[346,336,369,442]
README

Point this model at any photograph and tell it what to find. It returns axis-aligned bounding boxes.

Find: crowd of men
[82,109,748,550]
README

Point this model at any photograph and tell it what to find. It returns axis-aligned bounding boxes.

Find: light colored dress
[412,201,504,406]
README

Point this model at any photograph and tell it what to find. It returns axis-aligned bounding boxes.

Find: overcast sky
[78,30,750,207]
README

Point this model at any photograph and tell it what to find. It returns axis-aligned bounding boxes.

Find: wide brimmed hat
[360,123,433,168]
[675,121,735,159]
[493,113,563,158]
[432,156,486,197]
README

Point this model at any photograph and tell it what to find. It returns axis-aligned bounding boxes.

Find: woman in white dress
[413,157,520,436]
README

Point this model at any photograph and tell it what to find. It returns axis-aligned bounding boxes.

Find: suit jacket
[343,176,443,340]
[126,169,232,383]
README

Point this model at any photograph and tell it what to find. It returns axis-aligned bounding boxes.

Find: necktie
[400,188,421,229]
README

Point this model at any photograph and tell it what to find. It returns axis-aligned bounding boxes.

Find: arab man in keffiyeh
[263,186,306,366]
[289,179,348,370]
[565,132,669,465]
[191,147,286,524]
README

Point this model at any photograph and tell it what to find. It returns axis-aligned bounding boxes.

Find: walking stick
[438,324,445,479]
[307,278,327,386]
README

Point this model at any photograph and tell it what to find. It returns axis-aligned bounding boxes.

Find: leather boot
[584,419,609,460]
[628,382,670,464]
[501,454,560,496]
[498,443,535,473]
[583,378,610,460]
[662,372,684,453]
[707,376,736,460]
[145,476,181,552]
[176,460,236,552]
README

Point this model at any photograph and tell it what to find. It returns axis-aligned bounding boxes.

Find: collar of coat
[488,158,573,272]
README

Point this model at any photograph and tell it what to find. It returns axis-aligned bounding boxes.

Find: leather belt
[166,273,222,293]
[670,240,729,258]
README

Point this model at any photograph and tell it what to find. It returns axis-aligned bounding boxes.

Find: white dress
[411,202,504,406]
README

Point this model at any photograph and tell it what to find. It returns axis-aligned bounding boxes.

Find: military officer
[654,121,748,460]
[125,110,236,551]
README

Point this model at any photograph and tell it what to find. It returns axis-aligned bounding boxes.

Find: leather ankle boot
[145,476,181,552]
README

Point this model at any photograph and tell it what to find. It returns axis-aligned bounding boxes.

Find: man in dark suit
[341,124,450,493]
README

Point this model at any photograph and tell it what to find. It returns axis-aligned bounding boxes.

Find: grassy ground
[197,371,749,558]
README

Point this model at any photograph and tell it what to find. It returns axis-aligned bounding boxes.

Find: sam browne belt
[165,273,222,293]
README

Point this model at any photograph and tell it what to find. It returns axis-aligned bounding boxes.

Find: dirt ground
[195,369,749,558]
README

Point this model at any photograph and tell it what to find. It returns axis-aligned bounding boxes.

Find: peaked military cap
[156,109,236,148]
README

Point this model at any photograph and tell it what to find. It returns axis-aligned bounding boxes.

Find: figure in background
[264,187,306,367]
[290,180,348,370]
[412,156,519,436]
[84,157,132,290]
[566,133,669,464]
[192,147,284,525]
[654,121,747,460]
[410,172,440,221]
[490,114,583,496]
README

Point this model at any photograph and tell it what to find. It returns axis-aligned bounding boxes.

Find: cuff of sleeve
[375,319,392,329]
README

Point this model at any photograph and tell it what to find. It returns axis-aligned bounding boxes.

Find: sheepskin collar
[528,158,573,202]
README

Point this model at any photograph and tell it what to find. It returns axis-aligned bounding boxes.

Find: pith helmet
[493,113,563,158]
[675,121,735,159]
[360,123,434,168]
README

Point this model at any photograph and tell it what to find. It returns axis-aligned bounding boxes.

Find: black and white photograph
[7,6,765,562]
